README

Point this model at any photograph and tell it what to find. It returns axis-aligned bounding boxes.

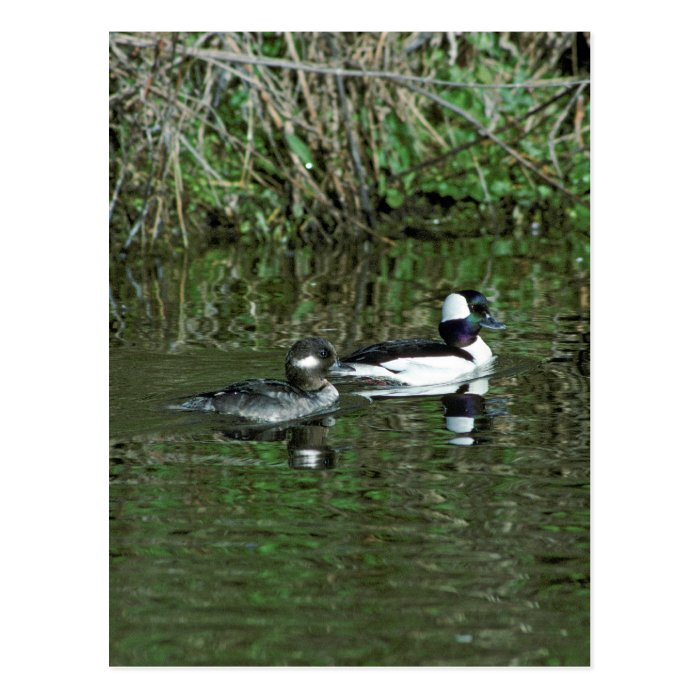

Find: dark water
[109,233,590,666]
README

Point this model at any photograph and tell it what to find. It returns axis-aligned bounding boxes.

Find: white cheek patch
[294,354,321,369]
[441,293,470,321]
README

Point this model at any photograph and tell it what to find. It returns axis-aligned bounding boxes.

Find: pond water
[109,232,590,666]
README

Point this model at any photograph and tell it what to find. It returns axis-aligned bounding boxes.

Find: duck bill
[480,313,506,330]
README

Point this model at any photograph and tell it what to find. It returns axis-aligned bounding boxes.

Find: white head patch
[293,354,321,369]
[441,293,470,321]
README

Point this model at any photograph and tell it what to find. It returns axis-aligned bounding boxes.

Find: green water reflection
[110,234,589,666]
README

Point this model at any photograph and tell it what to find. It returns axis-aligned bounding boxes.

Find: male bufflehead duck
[330,290,506,386]
[177,337,349,422]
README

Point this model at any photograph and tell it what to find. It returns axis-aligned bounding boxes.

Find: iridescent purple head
[438,290,506,347]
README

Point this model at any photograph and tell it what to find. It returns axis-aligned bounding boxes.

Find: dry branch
[112,33,589,91]
[406,84,587,204]
[110,32,590,250]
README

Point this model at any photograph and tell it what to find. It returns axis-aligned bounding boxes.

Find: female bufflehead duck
[177,337,349,422]
[330,290,506,386]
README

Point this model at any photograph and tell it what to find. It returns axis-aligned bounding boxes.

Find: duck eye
[319,349,329,358]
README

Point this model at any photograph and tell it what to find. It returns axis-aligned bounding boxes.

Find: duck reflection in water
[441,377,491,446]
[351,376,494,446]
[218,415,338,469]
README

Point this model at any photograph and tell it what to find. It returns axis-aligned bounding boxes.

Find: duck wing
[212,379,303,399]
[342,339,474,366]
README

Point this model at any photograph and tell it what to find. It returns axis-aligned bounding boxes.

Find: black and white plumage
[176,337,349,422]
[330,290,506,386]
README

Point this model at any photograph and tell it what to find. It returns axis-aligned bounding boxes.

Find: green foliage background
[109,32,590,252]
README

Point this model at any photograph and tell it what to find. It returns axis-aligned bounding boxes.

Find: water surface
[110,233,589,665]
